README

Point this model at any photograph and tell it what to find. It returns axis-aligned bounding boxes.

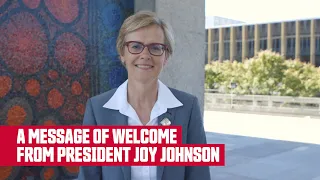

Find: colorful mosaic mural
[0,0,132,179]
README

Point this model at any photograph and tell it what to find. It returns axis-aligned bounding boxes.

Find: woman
[78,11,211,180]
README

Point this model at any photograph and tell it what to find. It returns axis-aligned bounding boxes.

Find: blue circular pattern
[103,36,119,60]
[108,66,127,89]
[120,0,134,10]
[0,0,12,13]
[101,3,124,32]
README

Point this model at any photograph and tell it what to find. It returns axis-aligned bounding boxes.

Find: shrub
[280,60,320,97]
[205,50,320,97]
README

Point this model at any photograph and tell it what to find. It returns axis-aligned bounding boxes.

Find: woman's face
[120,24,168,83]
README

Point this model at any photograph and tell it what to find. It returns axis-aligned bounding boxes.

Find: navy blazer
[78,87,211,180]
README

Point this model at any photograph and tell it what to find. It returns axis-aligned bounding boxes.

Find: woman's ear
[163,52,169,65]
[163,57,168,66]
[119,55,126,67]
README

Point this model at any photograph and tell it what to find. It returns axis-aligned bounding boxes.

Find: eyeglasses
[124,41,167,56]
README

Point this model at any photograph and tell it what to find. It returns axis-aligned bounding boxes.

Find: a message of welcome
[16,128,220,163]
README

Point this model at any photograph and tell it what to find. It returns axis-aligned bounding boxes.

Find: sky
[206,0,320,24]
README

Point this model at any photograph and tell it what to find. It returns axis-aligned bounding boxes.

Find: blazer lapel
[113,112,131,180]
[157,107,177,125]
[105,107,178,180]
[104,110,131,180]
[121,165,130,180]
[103,109,128,125]
[157,108,177,180]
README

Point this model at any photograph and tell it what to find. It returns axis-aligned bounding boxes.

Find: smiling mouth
[135,65,154,69]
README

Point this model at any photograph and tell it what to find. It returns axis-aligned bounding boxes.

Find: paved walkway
[204,111,320,180]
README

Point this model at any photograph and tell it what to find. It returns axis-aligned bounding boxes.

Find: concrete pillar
[242,25,248,62]
[281,22,287,58]
[310,19,316,65]
[254,24,260,55]
[219,28,225,62]
[267,23,272,50]
[135,0,206,115]
[295,21,301,60]
[207,29,212,64]
[230,27,236,62]
[135,0,155,11]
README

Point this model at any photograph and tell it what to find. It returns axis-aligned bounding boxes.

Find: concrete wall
[135,0,206,116]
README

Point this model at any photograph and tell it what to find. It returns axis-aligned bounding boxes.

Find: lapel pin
[160,118,171,126]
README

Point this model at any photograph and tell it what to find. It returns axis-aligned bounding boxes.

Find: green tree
[280,60,320,97]
[205,50,320,97]
[244,50,286,95]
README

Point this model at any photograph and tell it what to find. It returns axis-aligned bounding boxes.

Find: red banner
[0,126,225,166]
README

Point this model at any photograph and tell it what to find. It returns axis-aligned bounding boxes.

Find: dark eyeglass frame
[124,41,168,56]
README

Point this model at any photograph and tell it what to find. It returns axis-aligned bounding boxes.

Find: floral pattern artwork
[0,0,132,179]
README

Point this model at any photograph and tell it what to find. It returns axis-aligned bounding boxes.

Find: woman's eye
[151,46,161,51]
[132,45,140,49]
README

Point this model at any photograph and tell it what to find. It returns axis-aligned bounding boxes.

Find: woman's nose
[140,46,152,56]
[141,47,152,57]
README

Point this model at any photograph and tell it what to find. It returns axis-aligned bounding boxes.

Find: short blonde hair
[116,11,174,58]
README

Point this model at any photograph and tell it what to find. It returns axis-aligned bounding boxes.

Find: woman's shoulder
[167,87,198,104]
[87,88,117,106]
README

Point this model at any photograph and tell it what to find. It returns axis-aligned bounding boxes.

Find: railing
[205,89,320,116]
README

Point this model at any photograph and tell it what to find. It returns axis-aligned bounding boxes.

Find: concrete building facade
[206,18,320,67]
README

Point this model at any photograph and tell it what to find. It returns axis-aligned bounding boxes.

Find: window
[260,39,267,50]
[286,21,295,35]
[224,42,230,60]
[316,37,320,54]
[236,26,242,40]
[316,20,320,34]
[248,25,254,38]
[261,24,267,37]
[214,29,219,40]
[286,38,295,56]
[316,56,320,67]
[224,28,230,40]
[300,37,310,56]
[237,42,241,52]
[248,41,254,58]
[300,20,310,35]
[272,39,281,53]
[273,23,281,36]
[213,42,219,60]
